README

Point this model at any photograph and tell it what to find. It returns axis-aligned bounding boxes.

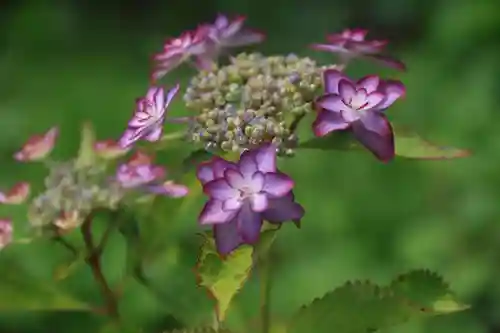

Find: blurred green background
[1,0,500,332]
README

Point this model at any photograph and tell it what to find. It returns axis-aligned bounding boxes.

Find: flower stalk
[259,247,272,333]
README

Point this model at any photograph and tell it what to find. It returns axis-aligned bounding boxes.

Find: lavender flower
[119,85,180,149]
[313,69,405,162]
[311,29,405,71]
[0,219,12,250]
[14,127,58,162]
[197,144,304,255]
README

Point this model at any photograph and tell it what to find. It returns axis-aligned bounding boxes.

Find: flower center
[345,94,368,110]
[238,185,255,199]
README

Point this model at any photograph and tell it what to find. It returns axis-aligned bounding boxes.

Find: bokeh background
[1,0,500,332]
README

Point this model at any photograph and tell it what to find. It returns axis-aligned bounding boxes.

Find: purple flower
[196,144,304,255]
[116,151,189,198]
[119,84,179,149]
[206,14,265,49]
[0,218,12,250]
[311,28,405,71]
[313,69,406,162]
[152,29,213,81]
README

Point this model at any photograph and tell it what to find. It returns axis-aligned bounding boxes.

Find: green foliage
[163,328,232,333]
[298,123,470,159]
[181,149,214,174]
[287,269,468,333]
[195,233,254,322]
[75,122,98,169]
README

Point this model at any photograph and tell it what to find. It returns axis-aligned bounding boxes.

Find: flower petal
[254,144,277,173]
[375,80,406,110]
[147,181,189,198]
[356,75,380,93]
[222,197,242,211]
[118,129,140,149]
[197,162,215,184]
[236,202,262,244]
[263,173,294,197]
[213,219,244,255]
[263,193,305,223]
[311,43,348,54]
[352,112,395,162]
[250,172,265,192]
[345,40,387,54]
[363,54,406,71]
[199,199,238,225]
[224,29,266,47]
[0,218,13,249]
[144,125,163,142]
[250,193,268,212]
[239,150,258,176]
[213,158,237,178]
[338,79,357,100]
[312,110,349,137]
[322,69,346,94]
[0,182,30,204]
[359,92,385,111]
[14,127,58,162]
[315,94,350,113]
[204,179,238,200]
[165,83,180,106]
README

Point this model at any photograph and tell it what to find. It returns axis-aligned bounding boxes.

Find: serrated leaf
[195,233,253,322]
[75,122,97,168]
[390,269,470,314]
[298,124,470,160]
[0,260,92,311]
[288,281,413,333]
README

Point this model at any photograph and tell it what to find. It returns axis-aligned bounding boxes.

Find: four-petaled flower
[0,182,30,204]
[197,144,304,255]
[313,69,405,162]
[205,14,265,51]
[94,139,130,159]
[116,152,188,198]
[0,219,12,250]
[14,127,58,162]
[152,29,213,81]
[119,85,180,149]
[311,29,405,71]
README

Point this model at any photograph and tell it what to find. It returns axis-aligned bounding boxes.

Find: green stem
[260,251,272,333]
[81,210,120,320]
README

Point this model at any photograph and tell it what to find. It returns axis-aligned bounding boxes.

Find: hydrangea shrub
[0,14,471,333]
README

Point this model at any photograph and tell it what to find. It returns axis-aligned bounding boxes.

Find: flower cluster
[0,14,408,255]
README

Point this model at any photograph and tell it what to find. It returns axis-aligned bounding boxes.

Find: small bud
[14,127,58,162]
[0,182,30,205]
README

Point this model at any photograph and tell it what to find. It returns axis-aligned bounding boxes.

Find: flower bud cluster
[183,52,323,156]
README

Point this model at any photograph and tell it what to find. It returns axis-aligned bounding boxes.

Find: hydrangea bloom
[14,127,58,162]
[313,69,405,162]
[311,29,405,71]
[116,152,188,197]
[119,85,180,149]
[0,219,12,250]
[197,144,304,255]
[0,182,30,204]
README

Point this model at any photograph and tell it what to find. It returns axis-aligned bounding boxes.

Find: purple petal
[148,182,189,198]
[197,162,215,184]
[254,144,277,173]
[356,75,380,93]
[199,199,238,225]
[352,112,395,162]
[312,110,349,137]
[128,110,152,128]
[250,193,268,212]
[225,169,245,189]
[364,54,406,71]
[345,40,386,54]
[165,84,180,107]
[263,173,294,197]
[144,126,163,142]
[338,80,356,100]
[315,94,350,113]
[221,17,245,39]
[236,202,263,244]
[375,80,406,110]
[118,129,140,148]
[151,87,165,113]
[222,198,242,211]
[359,92,386,111]
[224,30,265,47]
[213,219,243,255]
[250,172,265,192]
[322,69,346,94]
[146,86,159,101]
[214,14,229,29]
[213,158,237,178]
[204,179,238,200]
[239,150,258,176]
[311,43,348,54]
[262,193,305,223]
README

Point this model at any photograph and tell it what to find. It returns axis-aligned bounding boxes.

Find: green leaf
[288,270,469,333]
[0,260,92,311]
[52,255,85,281]
[75,122,97,169]
[253,225,279,263]
[390,269,470,314]
[298,124,470,160]
[181,149,214,174]
[195,233,253,322]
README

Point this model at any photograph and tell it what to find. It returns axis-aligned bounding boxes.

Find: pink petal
[152,87,165,113]
[222,197,242,211]
[199,199,238,225]
[249,172,265,192]
[118,129,140,148]
[144,125,163,142]
[165,84,180,106]
[254,144,277,173]
[213,158,237,178]
[364,54,406,71]
[359,92,386,111]
[0,182,30,204]
[346,40,387,54]
[356,75,380,93]
[315,94,350,113]
[312,110,349,137]
[148,181,189,198]
[311,43,348,54]
[338,79,356,100]
[128,109,152,128]
[213,219,244,255]
[375,80,406,110]
[352,112,395,162]
[224,169,246,189]
[263,173,294,197]
[146,86,160,101]
[214,14,229,29]
[221,16,245,38]
[347,29,369,41]
[14,127,58,162]
[250,193,268,212]
[204,179,238,200]
[263,193,305,223]
[197,162,215,184]
[236,203,262,244]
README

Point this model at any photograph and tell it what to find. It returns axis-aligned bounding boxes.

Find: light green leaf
[298,123,470,160]
[0,260,92,311]
[52,255,85,281]
[390,269,470,314]
[195,233,253,322]
[75,122,97,168]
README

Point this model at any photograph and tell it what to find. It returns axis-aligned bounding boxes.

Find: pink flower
[118,85,180,149]
[0,182,30,204]
[206,14,265,49]
[197,144,304,255]
[94,139,130,159]
[0,219,12,250]
[152,29,213,81]
[313,69,406,162]
[311,29,406,71]
[14,127,58,162]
